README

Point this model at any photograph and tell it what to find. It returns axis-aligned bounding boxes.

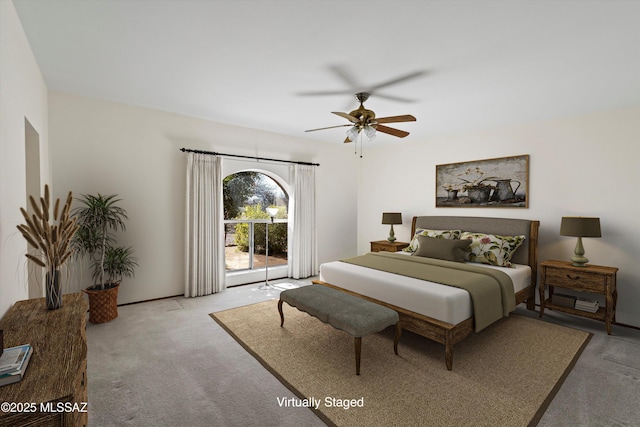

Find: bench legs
[279,299,401,375]
[394,322,402,356]
[278,300,284,327]
[355,324,401,376]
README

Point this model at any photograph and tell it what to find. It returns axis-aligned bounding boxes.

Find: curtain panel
[288,164,318,279]
[185,153,225,297]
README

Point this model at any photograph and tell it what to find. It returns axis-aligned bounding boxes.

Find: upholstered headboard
[411,216,539,272]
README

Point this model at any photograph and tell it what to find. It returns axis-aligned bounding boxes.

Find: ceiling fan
[305,92,416,143]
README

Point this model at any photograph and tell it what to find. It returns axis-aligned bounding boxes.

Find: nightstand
[539,260,618,334]
[370,241,409,253]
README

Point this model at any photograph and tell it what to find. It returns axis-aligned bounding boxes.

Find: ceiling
[13,0,640,144]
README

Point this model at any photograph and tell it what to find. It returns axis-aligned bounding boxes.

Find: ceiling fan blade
[374,115,417,124]
[305,124,351,132]
[375,124,410,138]
[298,67,428,103]
[297,89,353,97]
[297,65,361,97]
[329,64,361,90]
[369,70,428,91]
[371,93,419,103]
[332,111,360,123]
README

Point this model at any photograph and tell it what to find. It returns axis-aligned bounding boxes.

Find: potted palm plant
[72,193,137,323]
[101,246,138,285]
[16,185,79,310]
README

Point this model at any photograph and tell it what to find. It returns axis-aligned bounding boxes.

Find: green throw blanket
[341,252,515,332]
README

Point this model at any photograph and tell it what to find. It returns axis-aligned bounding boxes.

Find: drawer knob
[566,274,580,280]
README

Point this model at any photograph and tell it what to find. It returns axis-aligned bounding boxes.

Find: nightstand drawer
[545,267,606,292]
[371,242,390,252]
[370,241,409,253]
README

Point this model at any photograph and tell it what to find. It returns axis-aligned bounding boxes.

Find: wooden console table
[0,293,88,426]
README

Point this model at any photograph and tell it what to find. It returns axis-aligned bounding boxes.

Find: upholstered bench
[278,284,401,375]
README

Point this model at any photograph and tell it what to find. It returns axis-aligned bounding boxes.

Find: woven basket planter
[84,283,119,324]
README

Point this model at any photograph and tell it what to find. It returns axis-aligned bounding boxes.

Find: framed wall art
[436,154,529,208]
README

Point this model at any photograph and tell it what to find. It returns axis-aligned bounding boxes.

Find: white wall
[48,92,358,305]
[357,107,640,328]
[0,1,50,317]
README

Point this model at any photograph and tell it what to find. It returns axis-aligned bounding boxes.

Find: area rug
[211,300,591,427]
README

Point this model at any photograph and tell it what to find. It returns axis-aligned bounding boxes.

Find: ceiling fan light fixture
[364,124,376,140]
[305,92,416,143]
[346,126,360,142]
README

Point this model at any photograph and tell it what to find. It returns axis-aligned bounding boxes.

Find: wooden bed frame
[314,215,540,371]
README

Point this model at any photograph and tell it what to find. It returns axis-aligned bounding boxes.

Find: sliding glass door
[224,220,288,271]
[223,172,288,279]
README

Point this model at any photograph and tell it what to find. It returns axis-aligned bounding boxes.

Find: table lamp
[382,212,402,242]
[560,216,601,267]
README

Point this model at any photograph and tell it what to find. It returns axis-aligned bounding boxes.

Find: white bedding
[318,258,531,325]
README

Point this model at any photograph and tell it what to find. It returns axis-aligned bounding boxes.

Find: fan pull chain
[353,132,364,158]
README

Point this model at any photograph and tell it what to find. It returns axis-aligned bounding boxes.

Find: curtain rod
[179,148,320,166]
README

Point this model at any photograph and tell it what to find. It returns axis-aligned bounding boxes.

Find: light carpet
[211,300,591,427]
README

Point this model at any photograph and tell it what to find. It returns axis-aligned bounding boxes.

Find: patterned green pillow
[460,231,526,267]
[403,229,462,253]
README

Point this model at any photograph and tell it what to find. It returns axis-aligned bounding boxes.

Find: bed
[313,215,539,370]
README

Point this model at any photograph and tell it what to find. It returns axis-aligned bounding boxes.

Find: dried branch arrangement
[17,184,79,271]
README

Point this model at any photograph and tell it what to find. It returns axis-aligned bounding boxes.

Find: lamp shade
[364,124,377,140]
[382,212,402,225]
[346,126,360,142]
[560,217,601,238]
